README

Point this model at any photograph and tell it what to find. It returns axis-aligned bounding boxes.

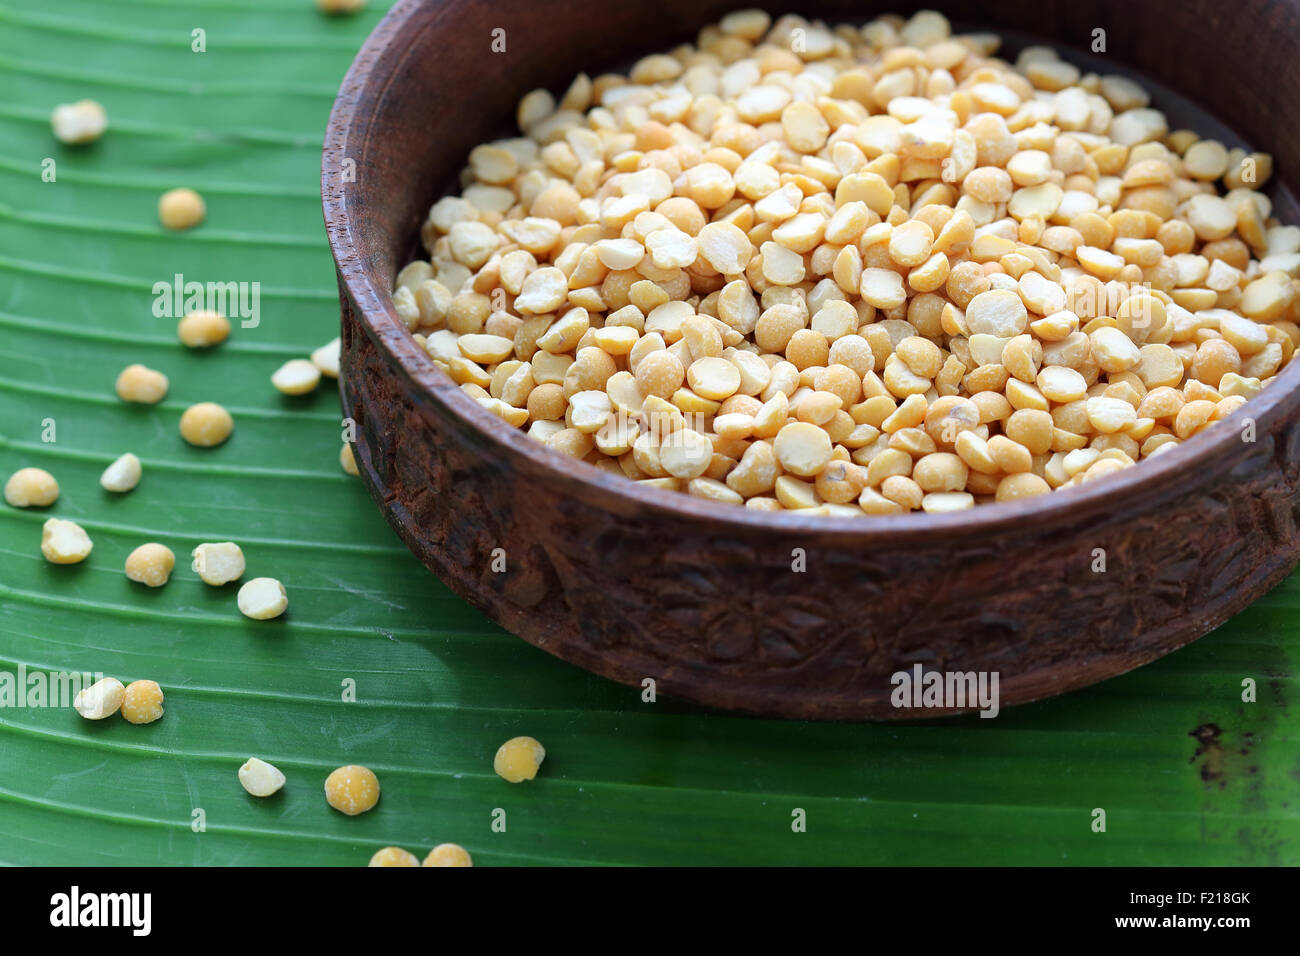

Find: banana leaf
[0,0,1295,866]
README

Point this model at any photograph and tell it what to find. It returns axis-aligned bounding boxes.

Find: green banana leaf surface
[0,0,1296,866]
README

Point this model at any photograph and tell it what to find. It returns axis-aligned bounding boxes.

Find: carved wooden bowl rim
[323,0,1300,547]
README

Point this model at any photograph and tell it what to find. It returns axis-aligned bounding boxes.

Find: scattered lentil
[312,338,342,378]
[493,735,546,783]
[271,358,321,395]
[115,364,169,404]
[316,0,366,14]
[5,467,59,507]
[124,543,175,588]
[237,577,287,620]
[238,757,286,797]
[369,847,420,867]
[158,188,206,231]
[100,453,142,493]
[179,402,233,447]
[73,677,125,720]
[340,443,360,476]
[423,844,473,867]
[191,541,246,586]
[51,99,107,144]
[178,310,231,348]
[41,517,93,564]
[120,679,164,724]
[324,764,380,815]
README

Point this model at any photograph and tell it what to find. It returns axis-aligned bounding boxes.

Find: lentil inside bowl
[389,8,1298,518]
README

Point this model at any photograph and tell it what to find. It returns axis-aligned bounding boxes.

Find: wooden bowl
[323,0,1300,719]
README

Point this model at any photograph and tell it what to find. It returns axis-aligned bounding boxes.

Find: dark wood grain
[323,0,1300,719]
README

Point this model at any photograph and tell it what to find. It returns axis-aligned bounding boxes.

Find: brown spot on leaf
[1189,723,1226,789]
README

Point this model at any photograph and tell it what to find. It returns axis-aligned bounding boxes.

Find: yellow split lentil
[191,541,246,586]
[73,677,124,720]
[178,310,230,348]
[316,0,365,14]
[369,847,420,867]
[41,517,93,564]
[312,337,342,378]
[124,543,175,588]
[340,443,360,475]
[179,402,234,447]
[158,188,205,231]
[493,735,546,783]
[271,359,321,395]
[120,679,164,725]
[238,757,286,797]
[392,9,1297,515]
[423,843,473,867]
[236,576,287,620]
[324,764,380,816]
[100,452,142,493]
[115,364,169,404]
[5,467,59,508]
[51,99,107,144]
